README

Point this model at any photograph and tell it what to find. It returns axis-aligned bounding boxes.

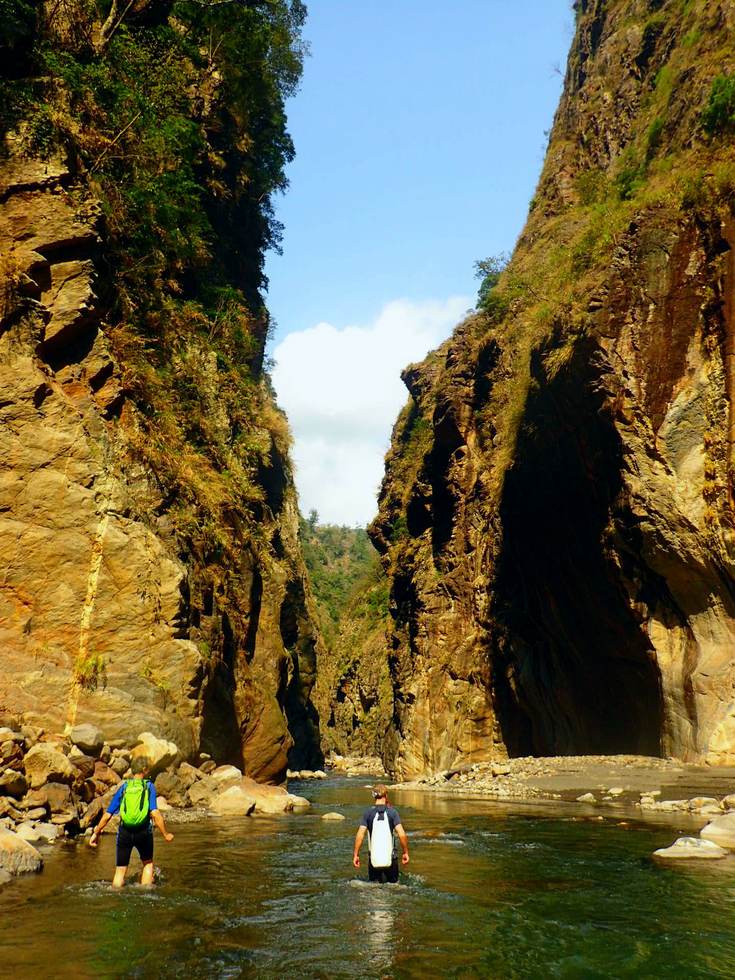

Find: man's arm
[353,826,367,867]
[395,823,410,865]
[89,783,125,847]
[151,808,174,843]
[89,810,113,846]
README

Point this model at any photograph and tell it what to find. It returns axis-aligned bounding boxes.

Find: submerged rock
[576,793,596,804]
[321,812,346,821]
[653,837,727,861]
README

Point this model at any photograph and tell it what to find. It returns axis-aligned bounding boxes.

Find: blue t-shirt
[107,779,157,828]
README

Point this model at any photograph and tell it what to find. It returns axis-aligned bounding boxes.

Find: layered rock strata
[0,1,322,783]
[371,0,735,777]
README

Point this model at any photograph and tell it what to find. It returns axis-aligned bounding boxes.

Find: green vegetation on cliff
[1,1,324,775]
[299,518,379,646]
[2,0,308,566]
[300,519,392,757]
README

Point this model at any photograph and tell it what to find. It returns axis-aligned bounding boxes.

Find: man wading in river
[353,784,409,883]
[88,756,174,887]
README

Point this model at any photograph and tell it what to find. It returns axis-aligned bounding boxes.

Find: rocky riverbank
[394,754,735,821]
[0,722,311,885]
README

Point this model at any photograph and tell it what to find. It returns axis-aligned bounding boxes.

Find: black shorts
[116,825,154,867]
[368,859,399,884]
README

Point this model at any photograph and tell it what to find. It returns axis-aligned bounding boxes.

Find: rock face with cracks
[371,0,735,778]
[0,1,322,783]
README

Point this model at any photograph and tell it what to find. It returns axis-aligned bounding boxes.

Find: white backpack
[369,807,393,868]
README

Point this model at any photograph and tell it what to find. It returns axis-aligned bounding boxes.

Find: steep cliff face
[372,0,735,778]
[0,1,322,782]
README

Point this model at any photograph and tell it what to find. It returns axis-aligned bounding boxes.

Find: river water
[2,776,735,979]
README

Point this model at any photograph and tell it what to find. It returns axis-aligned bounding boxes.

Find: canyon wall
[0,1,322,782]
[371,0,735,777]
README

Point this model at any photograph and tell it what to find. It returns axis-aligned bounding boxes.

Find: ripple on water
[2,777,735,979]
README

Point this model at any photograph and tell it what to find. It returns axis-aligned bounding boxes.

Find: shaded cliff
[371,0,735,778]
[302,521,392,757]
[0,0,322,781]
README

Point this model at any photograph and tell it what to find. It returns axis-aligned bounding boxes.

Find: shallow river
[2,776,735,979]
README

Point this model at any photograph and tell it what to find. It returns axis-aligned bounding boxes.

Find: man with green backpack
[89,756,174,887]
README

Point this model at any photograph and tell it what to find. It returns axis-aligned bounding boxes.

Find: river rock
[700,813,735,850]
[80,787,116,829]
[0,828,43,874]
[210,785,257,816]
[187,766,243,807]
[177,762,202,789]
[0,797,24,821]
[69,724,104,757]
[154,770,188,807]
[0,739,24,768]
[607,787,624,796]
[321,812,346,821]
[491,763,512,777]
[71,755,97,782]
[0,770,27,798]
[653,837,728,860]
[576,793,596,804]
[23,744,75,789]
[688,797,721,811]
[722,794,735,811]
[131,733,180,777]
[42,782,75,814]
[239,778,310,814]
[16,822,57,844]
[92,761,121,794]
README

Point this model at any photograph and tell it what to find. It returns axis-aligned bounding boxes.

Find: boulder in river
[653,837,728,860]
[721,794,735,811]
[576,793,596,804]
[210,777,310,815]
[23,744,75,789]
[69,724,104,757]
[321,812,346,821]
[210,785,257,816]
[700,813,735,850]
[0,828,43,875]
[131,733,180,777]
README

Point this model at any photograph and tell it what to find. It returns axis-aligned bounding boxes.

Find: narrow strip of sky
[266,0,574,343]
[268,1,574,526]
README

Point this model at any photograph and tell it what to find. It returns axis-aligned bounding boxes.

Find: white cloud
[271,296,471,526]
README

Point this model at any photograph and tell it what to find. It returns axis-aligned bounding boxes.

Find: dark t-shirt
[360,804,401,835]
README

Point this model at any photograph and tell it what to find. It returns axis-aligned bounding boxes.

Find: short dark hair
[130,756,150,774]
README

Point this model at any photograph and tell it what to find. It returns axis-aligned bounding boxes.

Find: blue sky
[269,0,574,525]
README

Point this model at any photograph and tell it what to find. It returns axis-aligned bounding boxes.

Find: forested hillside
[300,519,392,757]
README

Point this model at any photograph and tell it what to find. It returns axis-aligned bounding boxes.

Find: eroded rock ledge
[0,142,322,782]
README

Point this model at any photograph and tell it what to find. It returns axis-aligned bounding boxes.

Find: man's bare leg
[112,866,127,888]
[140,860,155,886]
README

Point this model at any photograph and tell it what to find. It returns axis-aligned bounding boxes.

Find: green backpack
[120,778,151,828]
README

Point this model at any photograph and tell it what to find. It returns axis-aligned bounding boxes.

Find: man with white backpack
[352,784,410,883]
